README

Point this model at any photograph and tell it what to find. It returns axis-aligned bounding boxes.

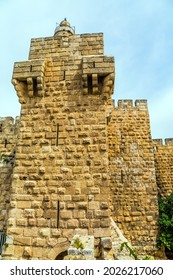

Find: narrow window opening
[107,115,111,125]
[30,65,32,72]
[33,78,38,96]
[121,170,124,183]
[0,124,2,132]
[87,75,92,94]
[57,200,60,228]
[4,139,7,148]
[63,71,66,80]
[98,76,104,94]
[56,124,59,146]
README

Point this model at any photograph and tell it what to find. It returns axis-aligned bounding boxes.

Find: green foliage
[120,242,154,260]
[0,152,15,164]
[142,255,154,260]
[120,242,139,260]
[73,237,84,250]
[158,193,173,251]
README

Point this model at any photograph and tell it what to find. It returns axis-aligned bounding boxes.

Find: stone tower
[1,20,162,260]
[3,19,115,259]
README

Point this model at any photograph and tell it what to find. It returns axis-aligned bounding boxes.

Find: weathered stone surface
[0,19,172,260]
[101,237,112,249]
[23,246,32,257]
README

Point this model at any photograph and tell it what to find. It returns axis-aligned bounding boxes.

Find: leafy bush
[0,152,15,164]
[73,237,84,250]
[158,193,173,251]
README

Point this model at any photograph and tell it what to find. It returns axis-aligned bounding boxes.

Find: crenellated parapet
[0,117,19,155]
[115,99,148,110]
[12,59,45,103]
[152,138,173,198]
[0,117,19,135]
[153,138,173,147]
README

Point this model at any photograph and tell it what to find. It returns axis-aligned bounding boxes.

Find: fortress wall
[108,99,159,253]
[0,117,19,234]
[0,164,13,232]
[153,139,173,197]
[0,117,19,155]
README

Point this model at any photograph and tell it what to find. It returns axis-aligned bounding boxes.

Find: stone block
[73,210,86,219]
[32,238,45,247]
[28,219,36,226]
[95,210,110,218]
[39,228,51,237]
[14,237,32,246]
[47,238,58,247]
[146,216,153,222]
[77,202,87,209]
[24,180,37,188]
[4,245,15,256]
[23,209,35,218]
[100,218,110,228]
[32,247,43,258]
[89,188,100,194]
[67,203,75,209]
[17,201,31,209]
[79,219,89,228]
[101,237,112,249]
[93,228,111,238]
[23,246,32,257]
[14,245,24,257]
[88,201,100,210]
[35,209,44,218]
[60,210,72,219]
[90,219,100,228]
[8,228,23,235]
[51,229,61,237]
[16,219,27,226]
[67,219,79,228]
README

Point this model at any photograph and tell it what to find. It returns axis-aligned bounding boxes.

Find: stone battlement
[0,117,19,154]
[115,99,148,109]
[0,117,19,134]
[153,138,173,146]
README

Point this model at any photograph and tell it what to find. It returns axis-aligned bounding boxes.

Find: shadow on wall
[55,250,68,260]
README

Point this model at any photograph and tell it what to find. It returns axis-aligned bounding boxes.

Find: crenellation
[153,138,173,146]
[165,138,173,146]
[134,99,148,108]
[117,99,133,108]
[153,139,163,146]
[152,138,173,198]
[116,99,148,110]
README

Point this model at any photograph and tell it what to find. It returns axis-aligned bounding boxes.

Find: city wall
[108,99,158,253]
[153,138,173,197]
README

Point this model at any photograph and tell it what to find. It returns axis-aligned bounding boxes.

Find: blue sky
[0,0,173,139]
